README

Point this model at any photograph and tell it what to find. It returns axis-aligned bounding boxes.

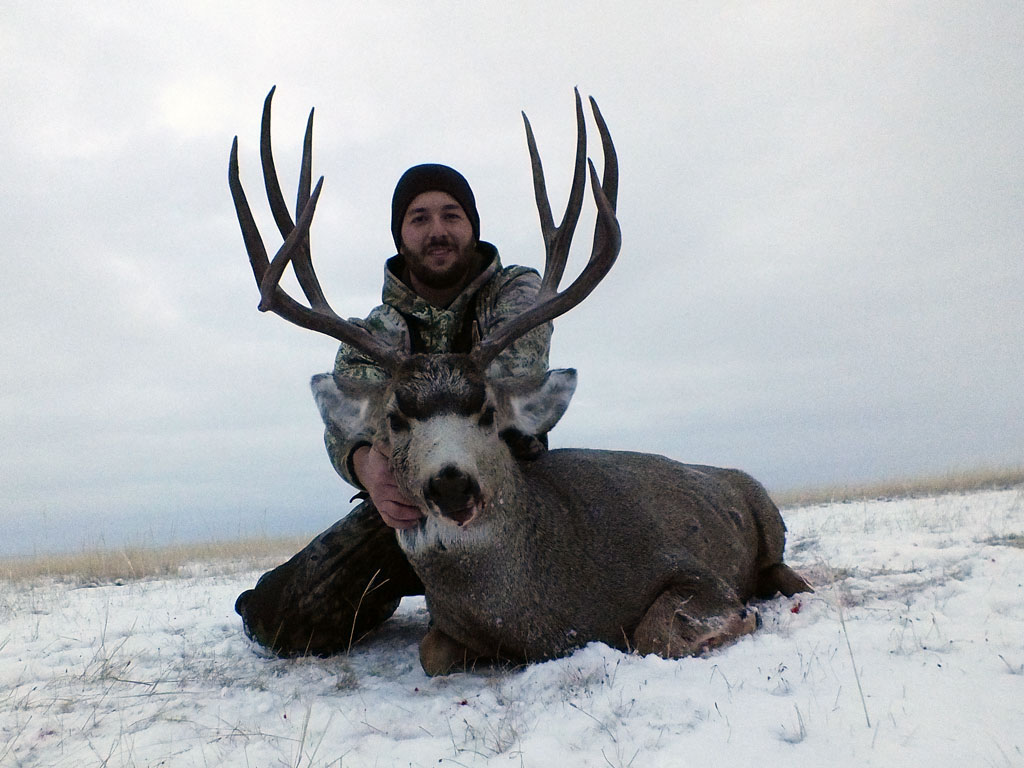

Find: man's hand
[353,444,423,529]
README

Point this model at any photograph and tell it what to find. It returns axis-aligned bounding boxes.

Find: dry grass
[4,465,1022,585]
[0,535,311,584]
[773,465,1024,508]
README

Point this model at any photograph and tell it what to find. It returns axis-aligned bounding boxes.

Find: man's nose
[426,216,448,239]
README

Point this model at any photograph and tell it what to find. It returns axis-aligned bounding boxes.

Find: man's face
[399,190,477,290]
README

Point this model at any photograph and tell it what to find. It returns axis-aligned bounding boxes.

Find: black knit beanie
[391,164,480,251]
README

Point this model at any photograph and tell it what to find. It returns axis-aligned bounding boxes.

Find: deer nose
[424,465,481,521]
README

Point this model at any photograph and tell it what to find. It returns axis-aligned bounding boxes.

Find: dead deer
[229,88,812,676]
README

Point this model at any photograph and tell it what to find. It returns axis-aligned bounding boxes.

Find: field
[2,479,1023,767]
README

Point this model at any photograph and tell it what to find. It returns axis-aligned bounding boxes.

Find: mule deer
[229,88,812,675]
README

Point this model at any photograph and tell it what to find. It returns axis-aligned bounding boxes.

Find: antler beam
[229,88,619,374]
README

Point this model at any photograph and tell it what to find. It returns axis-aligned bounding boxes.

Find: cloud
[2,0,1022,554]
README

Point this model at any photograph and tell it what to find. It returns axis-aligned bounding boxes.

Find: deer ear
[507,368,577,435]
[311,373,382,432]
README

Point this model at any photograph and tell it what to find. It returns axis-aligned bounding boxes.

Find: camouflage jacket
[325,242,552,488]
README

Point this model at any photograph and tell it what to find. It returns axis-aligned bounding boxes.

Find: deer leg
[419,626,490,676]
[632,589,758,658]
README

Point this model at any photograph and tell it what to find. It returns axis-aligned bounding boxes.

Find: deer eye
[388,412,410,432]
[478,407,495,428]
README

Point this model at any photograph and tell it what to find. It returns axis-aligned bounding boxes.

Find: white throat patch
[397,515,493,556]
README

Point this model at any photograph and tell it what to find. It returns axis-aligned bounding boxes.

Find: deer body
[399,448,787,663]
[313,356,810,674]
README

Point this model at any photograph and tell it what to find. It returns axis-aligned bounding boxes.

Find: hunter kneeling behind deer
[230,89,812,676]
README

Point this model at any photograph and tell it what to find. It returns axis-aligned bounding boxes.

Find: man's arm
[322,308,424,528]
[323,345,423,529]
[322,346,386,489]
[323,308,408,489]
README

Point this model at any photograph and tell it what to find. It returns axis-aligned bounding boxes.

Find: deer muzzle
[424,465,482,526]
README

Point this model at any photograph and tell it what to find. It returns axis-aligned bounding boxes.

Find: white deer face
[312,355,576,528]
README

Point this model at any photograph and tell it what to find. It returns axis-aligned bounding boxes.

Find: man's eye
[389,413,410,432]
[478,407,495,427]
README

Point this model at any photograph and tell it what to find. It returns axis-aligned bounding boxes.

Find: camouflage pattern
[234,499,425,657]
[325,242,551,488]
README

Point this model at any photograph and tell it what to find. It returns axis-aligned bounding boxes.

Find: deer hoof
[419,627,476,676]
[755,563,814,598]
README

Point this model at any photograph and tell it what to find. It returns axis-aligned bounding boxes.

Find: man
[235,164,552,656]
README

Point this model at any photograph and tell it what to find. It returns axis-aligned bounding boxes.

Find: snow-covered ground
[2,488,1022,767]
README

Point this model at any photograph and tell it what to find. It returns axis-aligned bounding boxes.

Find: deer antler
[228,87,402,370]
[471,89,620,368]
[230,88,619,373]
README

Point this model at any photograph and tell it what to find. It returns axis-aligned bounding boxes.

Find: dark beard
[405,240,479,290]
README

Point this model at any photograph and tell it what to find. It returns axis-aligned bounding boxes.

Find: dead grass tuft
[985,533,1024,549]
[0,535,311,584]
[773,465,1024,508]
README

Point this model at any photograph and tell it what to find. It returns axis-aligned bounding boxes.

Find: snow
[2,488,1022,767]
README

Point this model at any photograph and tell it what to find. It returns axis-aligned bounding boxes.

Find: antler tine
[297,108,314,220]
[257,175,324,312]
[258,88,329,310]
[229,90,402,370]
[522,88,588,297]
[472,94,621,368]
[229,136,271,284]
[228,133,303,307]
[287,106,331,309]
[259,88,292,238]
[587,94,620,273]
[589,95,618,210]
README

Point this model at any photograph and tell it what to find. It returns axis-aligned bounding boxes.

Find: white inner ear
[507,368,577,435]
[311,373,381,433]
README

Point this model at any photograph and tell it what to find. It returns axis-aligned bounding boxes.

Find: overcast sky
[2,1,1021,555]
